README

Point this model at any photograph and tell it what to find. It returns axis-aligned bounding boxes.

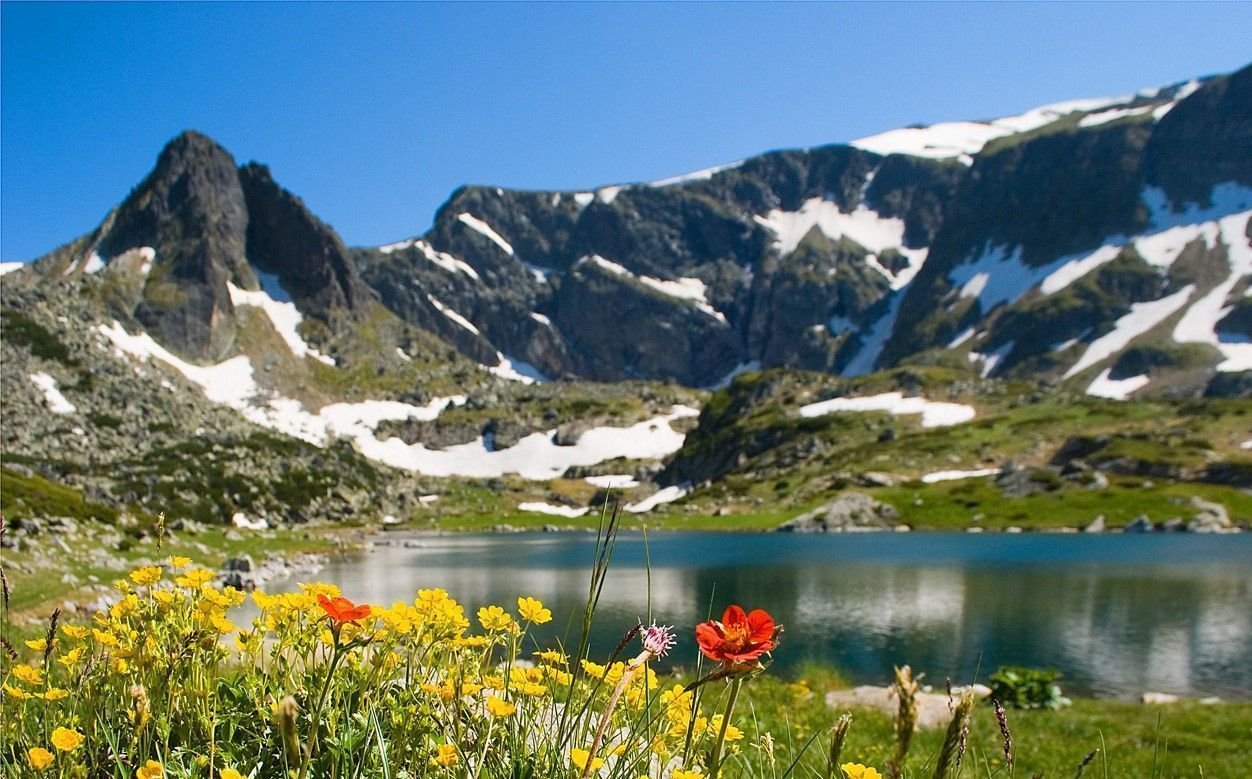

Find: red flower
[695,605,776,665]
[317,594,372,625]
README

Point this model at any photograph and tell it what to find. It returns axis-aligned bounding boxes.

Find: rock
[1186,497,1231,533]
[553,421,592,447]
[1142,692,1180,704]
[1084,515,1106,533]
[1160,518,1186,533]
[1004,526,1023,534]
[1123,515,1155,533]
[1088,471,1110,490]
[826,684,988,730]
[856,471,896,487]
[776,493,899,533]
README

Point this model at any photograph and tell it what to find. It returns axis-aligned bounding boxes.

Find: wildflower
[27,747,55,771]
[13,664,43,684]
[168,555,191,569]
[62,625,89,641]
[92,628,118,647]
[136,759,164,779]
[4,683,32,700]
[694,605,776,665]
[42,688,70,701]
[220,771,244,779]
[317,594,372,625]
[673,770,704,779]
[210,613,237,634]
[569,748,605,773]
[642,622,676,658]
[25,637,49,652]
[129,566,162,586]
[486,695,515,717]
[477,605,513,632]
[517,596,552,624]
[430,744,459,767]
[534,649,568,665]
[841,764,883,779]
[50,727,84,752]
[175,569,215,588]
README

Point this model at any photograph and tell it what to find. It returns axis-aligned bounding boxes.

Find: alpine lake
[256,531,1252,700]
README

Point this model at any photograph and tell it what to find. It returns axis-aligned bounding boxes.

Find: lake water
[263,532,1252,700]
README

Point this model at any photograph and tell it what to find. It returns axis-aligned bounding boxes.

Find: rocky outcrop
[776,492,900,532]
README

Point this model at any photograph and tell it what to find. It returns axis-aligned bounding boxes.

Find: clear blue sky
[3,2,1250,262]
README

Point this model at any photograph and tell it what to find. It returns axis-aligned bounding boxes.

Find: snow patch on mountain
[584,474,640,489]
[755,198,928,287]
[851,94,1134,162]
[1078,105,1155,128]
[649,160,745,187]
[427,294,480,335]
[82,252,106,274]
[842,288,906,377]
[1087,369,1151,400]
[97,321,258,406]
[457,213,514,256]
[229,273,336,366]
[488,353,548,384]
[596,186,624,204]
[518,502,589,518]
[969,341,1015,378]
[29,372,76,413]
[921,468,1000,484]
[624,484,691,513]
[707,360,762,390]
[799,391,975,427]
[0,261,25,276]
[1172,213,1252,372]
[342,405,700,480]
[1066,285,1196,379]
[382,239,480,280]
[584,256,728,322]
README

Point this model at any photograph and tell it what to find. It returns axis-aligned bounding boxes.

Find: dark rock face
[99,131,253,360]
[238,163,373,328]
[1145,65,1252,207]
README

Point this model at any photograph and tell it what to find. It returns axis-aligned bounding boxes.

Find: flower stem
[708,677,743,779]
[581,651,651,778]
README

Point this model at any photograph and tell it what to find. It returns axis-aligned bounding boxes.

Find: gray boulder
[777,492,899,533]
[1123,515,1155,533]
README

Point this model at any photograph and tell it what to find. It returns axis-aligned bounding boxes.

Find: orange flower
[695,605,776,665]
[317,594,372,625]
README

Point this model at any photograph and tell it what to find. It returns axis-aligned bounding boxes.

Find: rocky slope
[2,63,1249,529]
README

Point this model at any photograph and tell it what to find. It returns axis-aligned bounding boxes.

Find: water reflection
[260,533,1252,699]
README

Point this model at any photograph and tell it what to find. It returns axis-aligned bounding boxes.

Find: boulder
[1186,497,1231,533]
[1083,515,1106,533]
[1123,515,1155,533]
[777,493,899,533]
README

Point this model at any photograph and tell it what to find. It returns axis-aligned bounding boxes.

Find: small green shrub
[989,666,1072,710]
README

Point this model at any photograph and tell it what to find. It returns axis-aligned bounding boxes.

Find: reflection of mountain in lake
[271,533,1252,698]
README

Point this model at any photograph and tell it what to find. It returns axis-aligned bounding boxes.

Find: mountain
[2,63,1250,529]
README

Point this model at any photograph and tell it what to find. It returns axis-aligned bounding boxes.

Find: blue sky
[3,2,1250,262]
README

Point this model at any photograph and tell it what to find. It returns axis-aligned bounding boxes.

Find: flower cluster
[0,558,876,779]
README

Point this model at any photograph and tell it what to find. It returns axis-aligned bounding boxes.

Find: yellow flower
[580,659,606,679]
[430,744,459,767]
[842,764,883,779]
[57,647,85,668]
[62,625,89,641]
[152,590,176,608]
[50,727,84,752]
[92,628,119,647]
[175,569,214,588]
[27,747,55,771]
[42,688,70,701]
[534,649,568,665]
[129,566,162,586]
[13,664,43,684]
[673,770,704,779]
[210,614,237,634]
[136,759,164,779]
[220,770,244,779]
[485,695,515,717]
[168,555,192,569]
[516,596,552,624]
[476,605,513,632]
[4,683,32,700]
[25,637,48,652]
[569,748,605,773]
